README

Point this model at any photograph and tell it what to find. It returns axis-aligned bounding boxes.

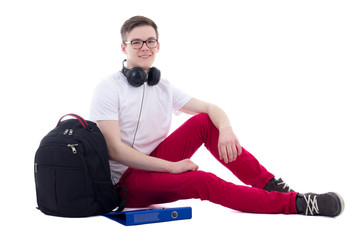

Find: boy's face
[121,25,159,71]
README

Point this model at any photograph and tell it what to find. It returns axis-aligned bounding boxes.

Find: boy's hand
[218,126,242,163]
[169,159,199,174]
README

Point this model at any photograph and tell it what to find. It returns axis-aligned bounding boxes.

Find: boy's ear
[121,43,127,54]
[156,42,160,53]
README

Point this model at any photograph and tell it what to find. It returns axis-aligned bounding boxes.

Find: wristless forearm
[207,104,232,130]
[110,143,172,173]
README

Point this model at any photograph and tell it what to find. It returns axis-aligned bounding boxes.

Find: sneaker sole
[328,192,345,217]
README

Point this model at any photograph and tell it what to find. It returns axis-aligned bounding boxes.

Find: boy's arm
[180,98,242,163]
[97,120,198,174]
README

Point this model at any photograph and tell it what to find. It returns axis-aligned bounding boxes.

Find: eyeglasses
[124,39,158,49]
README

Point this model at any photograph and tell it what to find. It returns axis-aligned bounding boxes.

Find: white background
[1,0,359,239]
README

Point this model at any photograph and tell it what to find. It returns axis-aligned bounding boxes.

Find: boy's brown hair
[120,16,159,43]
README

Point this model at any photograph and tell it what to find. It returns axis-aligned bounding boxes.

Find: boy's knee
[193,113,211,123]
[188,171,219,197]
[189,113,213,130]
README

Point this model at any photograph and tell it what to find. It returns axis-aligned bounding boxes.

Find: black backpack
[34,114,126,217]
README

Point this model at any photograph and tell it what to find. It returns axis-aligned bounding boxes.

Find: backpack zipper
[63,129,74,135]
[67,144,78,154]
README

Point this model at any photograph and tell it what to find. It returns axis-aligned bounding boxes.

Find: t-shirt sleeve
[172,84,192,115]
[89,79,119,122]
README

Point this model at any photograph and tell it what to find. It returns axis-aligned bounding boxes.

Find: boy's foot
[263,178,294,193]
[296,192,345,217]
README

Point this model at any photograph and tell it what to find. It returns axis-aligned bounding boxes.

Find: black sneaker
[263,178,294,193]
[296,192,345,217]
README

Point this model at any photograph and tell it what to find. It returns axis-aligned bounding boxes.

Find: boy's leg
[117,113,342,216]
[120,168,298,214]
[150,113,274,188]
[118,113,297,213]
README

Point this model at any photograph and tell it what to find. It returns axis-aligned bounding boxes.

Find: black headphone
[121,59,161,87]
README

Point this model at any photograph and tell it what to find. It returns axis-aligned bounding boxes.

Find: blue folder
[103,207,192,226]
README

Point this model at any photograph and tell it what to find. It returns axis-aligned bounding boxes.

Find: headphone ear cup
[147,67,161,86]
[126,67,147,87]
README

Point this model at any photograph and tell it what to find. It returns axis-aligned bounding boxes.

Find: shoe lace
[304,194,320,216]
[276,180,293,192]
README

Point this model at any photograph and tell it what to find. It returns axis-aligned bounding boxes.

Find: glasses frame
[124,39,159,49]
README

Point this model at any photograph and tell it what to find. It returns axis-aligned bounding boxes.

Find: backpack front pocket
[35,144,94,217]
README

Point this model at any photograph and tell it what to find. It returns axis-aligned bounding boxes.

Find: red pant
[118,113,298,214]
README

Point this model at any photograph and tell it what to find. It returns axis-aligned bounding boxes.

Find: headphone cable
[131,84,146,148]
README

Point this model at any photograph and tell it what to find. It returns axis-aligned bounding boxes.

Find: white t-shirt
[89,71,192,183]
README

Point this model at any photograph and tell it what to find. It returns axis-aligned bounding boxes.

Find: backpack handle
[57,113,89,129]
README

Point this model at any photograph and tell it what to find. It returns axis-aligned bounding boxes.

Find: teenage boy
[90,16,344,217]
